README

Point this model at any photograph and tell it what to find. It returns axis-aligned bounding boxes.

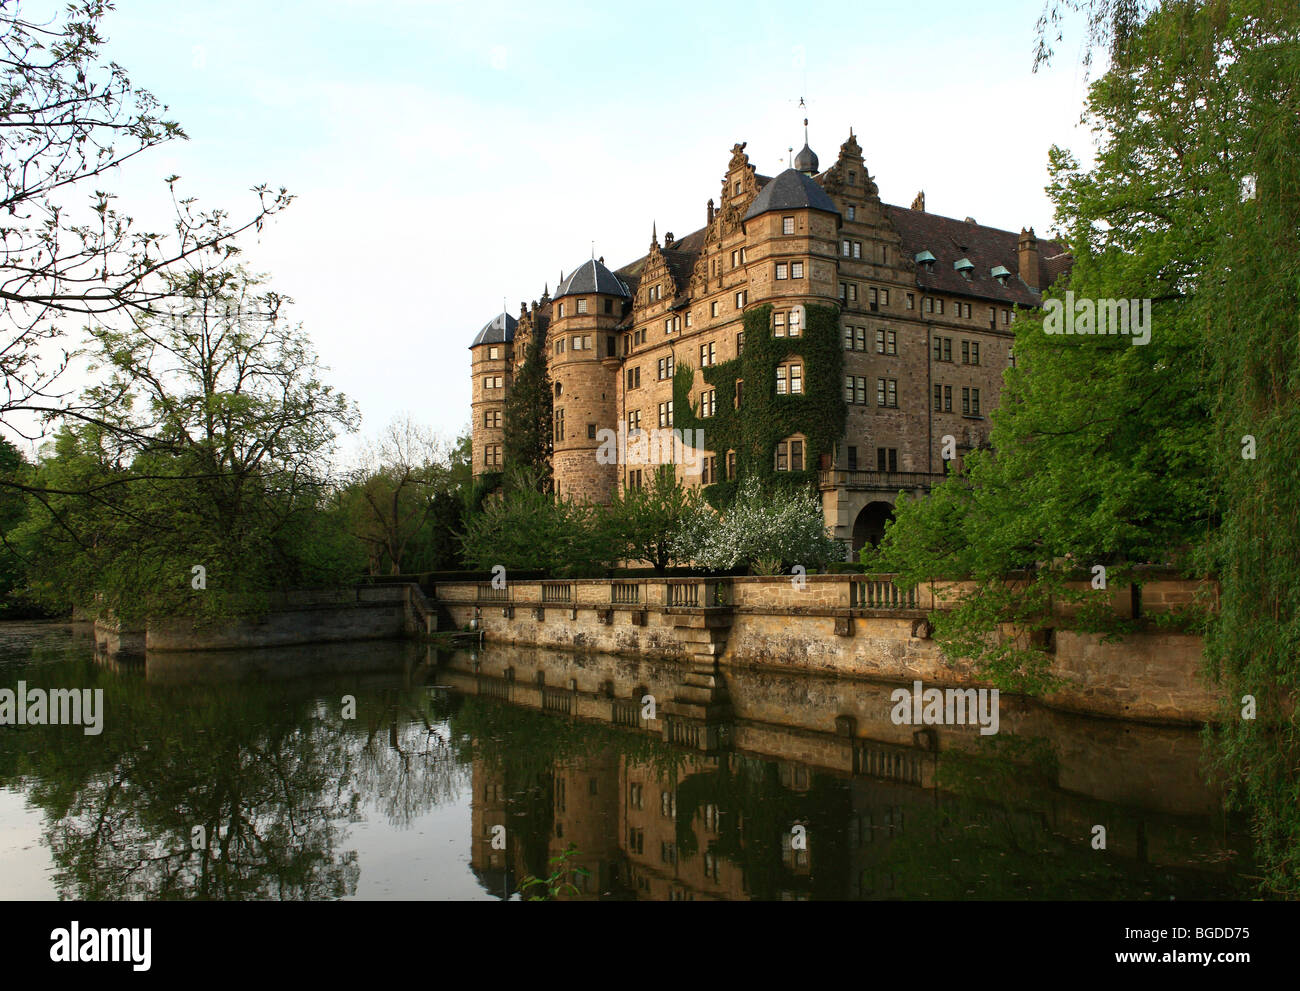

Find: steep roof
[554,258,632,300]
[743,168,839,221]
[883,205,1071,305]
[469,311,517,349]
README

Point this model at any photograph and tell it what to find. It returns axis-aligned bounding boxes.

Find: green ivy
[672,302,846,502]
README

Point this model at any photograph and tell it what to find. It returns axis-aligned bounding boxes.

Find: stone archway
[851,501,895,555]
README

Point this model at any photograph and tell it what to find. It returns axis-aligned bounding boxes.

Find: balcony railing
[611,582,641,605]
[819,470,947,492]
[476,583,509,602]
[541,582,573,604]
[850,579,918,610]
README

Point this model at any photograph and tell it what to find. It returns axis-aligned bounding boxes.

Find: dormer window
[954,258,974,280]
[990,264,1011,286]
[915,250,936,270]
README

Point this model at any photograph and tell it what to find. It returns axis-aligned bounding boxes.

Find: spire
[793,100,819,176]
[651,220,658,248]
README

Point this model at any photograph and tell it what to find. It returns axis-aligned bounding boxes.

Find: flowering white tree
[671,476,844,574]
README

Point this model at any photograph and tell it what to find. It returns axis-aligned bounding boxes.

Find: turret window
[776,362,803,395]
[487,346,500,359]
[782,216,795,235]
[776,263,788,280]
[576,298,588,314]
[791,261,804,278]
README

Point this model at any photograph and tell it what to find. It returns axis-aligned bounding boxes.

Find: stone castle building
[469,127,1070,554]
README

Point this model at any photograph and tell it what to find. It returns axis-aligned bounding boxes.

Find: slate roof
[882,205,1071,305]
[553,258,632,300]
[744,168,839,222]
[469,311,517,349]
[793,142,819,175]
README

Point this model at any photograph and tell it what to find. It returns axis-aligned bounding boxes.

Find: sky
[14,0,1103,465]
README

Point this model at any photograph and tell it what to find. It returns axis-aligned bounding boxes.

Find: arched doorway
[852,501,895,556]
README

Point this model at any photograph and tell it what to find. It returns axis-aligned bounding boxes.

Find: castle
[469,127,1070,554]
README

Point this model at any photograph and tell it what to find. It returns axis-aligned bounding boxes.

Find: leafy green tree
[601,465,701,573]
[502,326,552,489]
[874,0,1300,892]
[11,267,359,622]
[459,467,618,577]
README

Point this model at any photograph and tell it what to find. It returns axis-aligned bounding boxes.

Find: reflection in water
[0,622,1257,900]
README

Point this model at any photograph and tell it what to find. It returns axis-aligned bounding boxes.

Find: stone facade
[468,127,1072,552]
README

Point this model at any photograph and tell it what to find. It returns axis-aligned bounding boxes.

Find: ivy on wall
[672,302,846,506]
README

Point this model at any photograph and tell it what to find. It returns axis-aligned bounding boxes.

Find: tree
[459,466,616,577]
[672,475,843,574]
[876,0,1300,892]
[602,465,701,574]
[0,0,291,442]
[501,325,552,488]
[12,265,359,621]
[345,416,461,575]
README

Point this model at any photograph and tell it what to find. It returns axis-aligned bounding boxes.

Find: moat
[0,621,1257,900]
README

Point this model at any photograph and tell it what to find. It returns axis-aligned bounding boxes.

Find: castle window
[782,216,795,235]
[554,408,565,442]
[735,290,747,309]
[731,249,739,268]
[685,311,693,328]
[673,316,681,333]
[877,378,897,407]
[877,447,898,472]
[925,297,934,313]
[791,261,803,279]
[605,298,613,314]
[856,326,866,350]
[848,170,856,185]
[699,341,716,366]
[626,366,640,389]
[665,318,673,335]
[774,437,805,472]
[776,362,803,395]
[971,388,981,415]
[789,308,801,336]
[881,289,890,307]
[886,330,897,355]
[933,384,942,411]
[962,341,970,364]
[843,324,853,349]
[944,385,952,411]
[734,181,741,196]
[658,401,674,428]
[1008,349,1015,368]
[628,409,641,433]
[775,262,788,280]
[853,241,862,259]
[737,332,745,354]
[962,387,970,415]
[657,355,674,380]
[735,380,743,407]
[876,329,886,354]
[726,450,736,478]
[555,382,563,396]
[848,205,856,221]
[1002,309,1011,325]
[842,239,851,257]
[937,299,945,315]
[711,301,719,318]
[484,444,502,467]
[628,469,642,489]
[587,423,597,440]
[869,287,878,306]
[700,390,716,418]
[576,298,588,314]
[845,375,867,405]
[488,345,500,360]
[906,292,915,310]
[847,446,857,470]
[483,375,503,389]
[774,312,786,337]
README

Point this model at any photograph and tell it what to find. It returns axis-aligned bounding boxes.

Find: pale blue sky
[21,0,1102,461]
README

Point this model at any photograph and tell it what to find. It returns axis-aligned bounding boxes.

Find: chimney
[1017,227,1040,290]
[911,190,925,212]
[664,232,674,247]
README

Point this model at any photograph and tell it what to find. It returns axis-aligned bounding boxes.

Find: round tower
[469,310,516,475]
[548,258,629,503]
